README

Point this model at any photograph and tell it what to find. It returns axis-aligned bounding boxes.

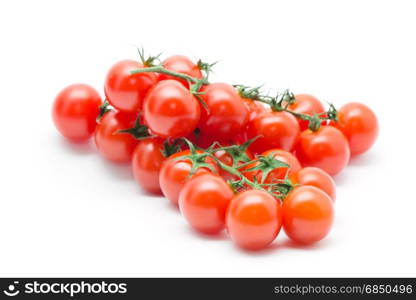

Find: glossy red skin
[289,167,336,201]
[132,138,166,194]
[179,173,234,234]
[233,131,249,145]
[283,185,334,245]
[247,111,300,154]
[245,149,302,184]
[331,102,378,156]
[94,111,139,163]
[295,126,350,175]
[242,98,270,121]
[213,147,254,181]
[52,84,102,140]
[159,55,202,88]
[144,80,200,139]
[199,83,249,140]
[288,94,325,131]
[104,60,158,113]
[159,150,219,206]
[226,189,282,250]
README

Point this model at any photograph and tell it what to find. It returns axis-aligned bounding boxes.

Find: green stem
[131,66,209,85]
[235,85,329,132]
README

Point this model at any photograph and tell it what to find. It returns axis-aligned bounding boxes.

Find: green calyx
[197,59,218,79]
[307,113,323,131]
[172,138,217,177]
[171,138,296,200]
[137,47,162,67]
[245,152,290,184]
[162,139,183,158]
[326,103,339,122]
[213,136,259,169]
[267,177,295,200]
[96,99,112,123]
[117,114,151,140]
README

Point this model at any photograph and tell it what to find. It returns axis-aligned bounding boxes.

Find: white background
[0,0,415,277]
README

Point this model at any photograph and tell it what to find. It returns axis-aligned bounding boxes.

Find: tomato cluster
[52,50,378,251]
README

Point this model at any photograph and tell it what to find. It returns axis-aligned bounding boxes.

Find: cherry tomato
[52,84,101,140]
[233,131,249,145]
[289,167,336,201]
[144,80,200,139]
[132,138,166,194]
[242,98,270,121]
[104,60,158,113]
[94,111,139,163]
[331,102,378,156]
[247,111,300,154]
[226,189,282,250]
[199,83,249,140]
[159,55,202,88]
[179,173,234,234]
[213,146,254,181]
[282,185,334,245]
[295,126,350,175]
[159,150,219,206]
[244,149,301,184]
[287,94,325,131]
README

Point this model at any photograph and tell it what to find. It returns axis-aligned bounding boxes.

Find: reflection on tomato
[283,185,334,245]
[179,173,234,234]
[247,111,300,154]
[95,111,139,163]
[132,138,166,194]
[331,102,378,156]
[52,84,102,141]
[104,60,157,112]
[144,80,200,139]
[227,189,282,250]
[295,126,350,175]
[289,167,336,201]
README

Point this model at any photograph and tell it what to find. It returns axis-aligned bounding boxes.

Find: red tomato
[282,185,334,245]
[213,147,254,181]
[179,173,234,234]
[242,98,270,121]
[94,111,139,163]
[159,55,202,87]
[289,167,336,201]
[233,131,249,145]
[247,111,300,154]
[132,138,166,194]
[244,149,302,184]
[144,80,200,139]
[295,126,350,175]
[104,60,158,113]
[159,150,219,206]
[52,84,101,140]
[286,94,325,131]
[199,83,249,140]
[331,102,378,156]
[226,190,282,250]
